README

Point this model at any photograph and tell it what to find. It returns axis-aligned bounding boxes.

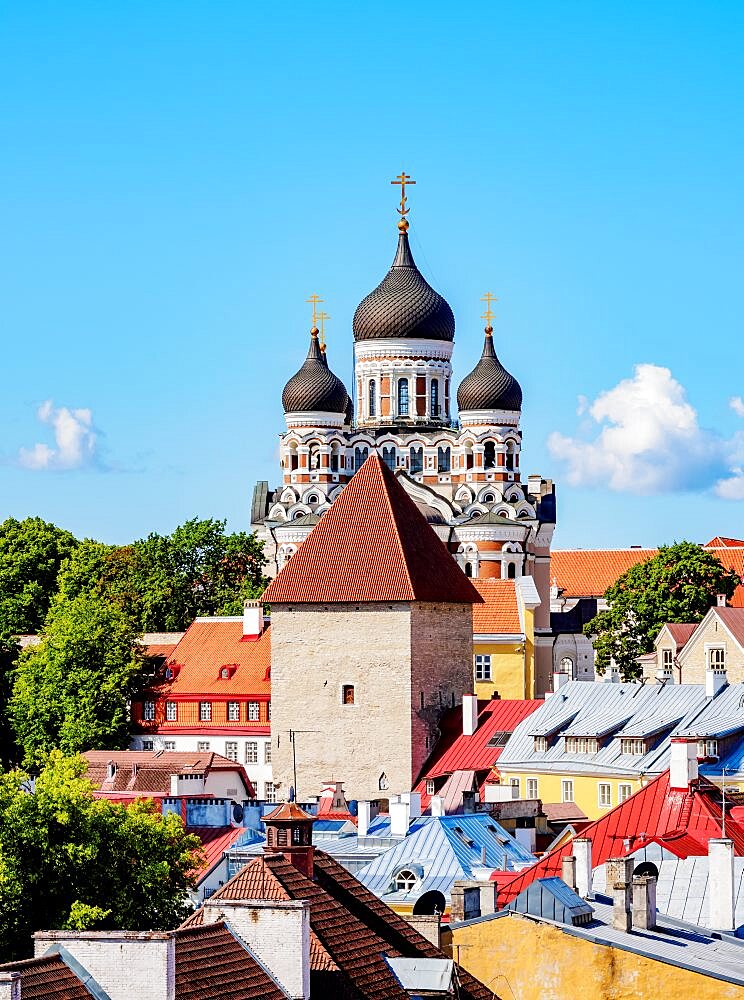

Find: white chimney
[401,792,421,818]
[553,671,569,691]
[669,739,698,790]
[243,600,263,638]
[706,666,727,699]
[430,795,444,817]
[203,899,310,1000]
[717,594,727,607]
[390,799,410,838]
[357,801,371,837]
[106,761,117,781]
[574,838,593,900]
[169,773,179,796]
[34,931,176,1000]
[708,838,735,931]
[462,694,478,737]
[0,973,20,1000]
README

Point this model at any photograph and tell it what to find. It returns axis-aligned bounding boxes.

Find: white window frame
[224,741,238,762]
[247,701,260,721]
[264,781,276,803]
[562,779,574,803]
[227,701,240,721]
[166,701,177,721]
[143,701,155,721]
[245,741,258,764]
[142,739,154,751]
[426,779,436,795]
[707,646,726,670]
[264,741,272,764]
[163,740,176,751]
[618,783,633,803]
[598,783,612,808]
[475,654,492,681]
[662,648,673,674]
[697,738,719,758]
[527,778,538,799]
[197,741,210,751]
[199,701,212,722]
[534,736,548,753]
[620,738,646,756]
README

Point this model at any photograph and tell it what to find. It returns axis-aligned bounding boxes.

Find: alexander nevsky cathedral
[251,174,556,671]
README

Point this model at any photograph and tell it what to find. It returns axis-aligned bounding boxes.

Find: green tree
[0,517,78,634]
[0,751,201,961]
[9,594,146,765]
[585,542,740,679]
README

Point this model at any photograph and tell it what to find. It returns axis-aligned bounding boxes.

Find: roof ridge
[381,460,417,599]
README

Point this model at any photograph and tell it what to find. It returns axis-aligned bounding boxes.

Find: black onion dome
[282,331,349,414]
[457,329,523,411]
[353,230,455,342]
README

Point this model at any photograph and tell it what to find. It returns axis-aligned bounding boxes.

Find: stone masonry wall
[680,614,744,684]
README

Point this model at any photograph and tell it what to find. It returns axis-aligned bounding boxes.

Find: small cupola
[282,328,349,415]
[262,801,316,879]
[457,325,522,414]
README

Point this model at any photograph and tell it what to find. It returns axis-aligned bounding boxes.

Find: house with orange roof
[130,605,275,799]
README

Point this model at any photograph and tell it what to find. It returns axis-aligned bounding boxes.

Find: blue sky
[1,2,743,548]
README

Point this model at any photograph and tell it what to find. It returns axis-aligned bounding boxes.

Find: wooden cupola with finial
[261,801,316,879]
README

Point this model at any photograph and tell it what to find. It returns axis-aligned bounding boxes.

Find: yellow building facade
[472,577,539,700]
[448,910,744,1000]
[497,769,644,821]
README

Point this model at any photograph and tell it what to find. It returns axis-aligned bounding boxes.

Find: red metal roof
[665,623,698,649]
[188,826,249,873]
[471,579,522,633]
[414,699,542,807]
[495,771,744,905]
[262,454,483,605]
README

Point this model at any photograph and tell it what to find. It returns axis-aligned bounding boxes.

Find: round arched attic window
[395,869,419,891]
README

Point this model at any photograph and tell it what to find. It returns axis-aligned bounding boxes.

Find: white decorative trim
[285,411,345,428]
[459,409,521,426]
[354,338,454,361]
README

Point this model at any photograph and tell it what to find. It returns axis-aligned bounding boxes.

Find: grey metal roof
[675,682,744,739]
[507,877,594,924]
[498,681,718,777]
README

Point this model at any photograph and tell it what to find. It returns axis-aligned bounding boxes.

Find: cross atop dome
[391,170,416,232]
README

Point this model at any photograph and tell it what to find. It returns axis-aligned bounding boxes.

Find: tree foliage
[0,751,201,961]
[9,594,146,765]
[585,542,740,679]
[0,517,78,634]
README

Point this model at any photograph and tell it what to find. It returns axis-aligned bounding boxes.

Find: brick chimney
[606,857,634,932]
[261,802,315,879]
[632,874,657,930]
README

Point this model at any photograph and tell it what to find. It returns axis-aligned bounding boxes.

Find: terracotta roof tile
[83,750,252,796]
[262,454,483,605]
[705,536,744,547]
[153,620,271,697]
[0,956,95,999]
[471,579,522,633]
[174,922,288,999]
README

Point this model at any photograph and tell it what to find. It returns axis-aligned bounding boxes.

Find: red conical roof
[262,454,483,605]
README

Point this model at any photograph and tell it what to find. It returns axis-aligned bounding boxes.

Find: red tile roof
[495,771,744,905]
[187,826,249,873]
[414,699,543,807]
[83,750,253,797]
[155,620,271,697]
[471,579,522,634]
[174,922,289,1000]
[183,850,493,1000]
[262,454,483,605]
[706,536,744,547]
[552,545,744,607]
[0,956,95,999]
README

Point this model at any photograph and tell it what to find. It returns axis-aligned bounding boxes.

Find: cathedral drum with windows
[252,179,557,695]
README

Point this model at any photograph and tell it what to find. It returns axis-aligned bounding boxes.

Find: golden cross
[481,291,498,327]
[318,311,330,349]
[391,171,416,216]
[306,293,323,328]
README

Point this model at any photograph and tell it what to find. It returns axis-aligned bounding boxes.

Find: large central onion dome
[282,329,349,414]
[457,327,523,411]
[353,229,455,342]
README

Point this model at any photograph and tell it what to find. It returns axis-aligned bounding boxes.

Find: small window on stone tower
[410,446,423,474]
[505,441,516,471]
[484,441,496,469]
[342,684,355,705]
[379,773,389,791]
[382,446,396,471]
[437,447,451,473]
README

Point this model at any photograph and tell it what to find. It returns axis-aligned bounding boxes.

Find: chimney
[708,838,735,931]
[0,973,20,1000]
[706,666,727,699]
[390,799,410,838]
[401,791,421,818]
[553,670,570,691]
[357,801,371,837]
[203,899,310,1000]
[34,931,176,1000]
[450,883,482,923]
[717,593,727,607]
[606,857,634,932]
[632,875,657,930]
[574,838,593,899]
[462,694,478,737]
[430,795,445,817]
[106,761,117,781]
[561,856,577,891]
[169,773,179,796]
[669,738,698,790]
[243,600,264,639]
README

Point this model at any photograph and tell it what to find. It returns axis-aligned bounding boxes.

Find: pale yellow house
[644,607,744,685]
[471,576,540,700]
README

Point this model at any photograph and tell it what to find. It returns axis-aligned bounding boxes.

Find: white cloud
[730,396,744,418]
[548,364,741,497]
[19,400,100,471]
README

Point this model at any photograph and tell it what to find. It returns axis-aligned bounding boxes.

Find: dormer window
[534,736,548,752]
[620,738,646,756]
[662,649,673,675]
[698,738,718,758]
[218,664,238,680]
[565,737,599,754]
[165,666,174,680]
[708,647,726,671]
[395,868,418,892]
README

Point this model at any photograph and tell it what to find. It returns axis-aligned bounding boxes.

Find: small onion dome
[282,329,349,414]
[457,327,522,412]
[344,394,354,425]
[352,230,455,342]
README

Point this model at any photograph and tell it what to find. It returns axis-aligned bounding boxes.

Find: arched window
[464,443,474,469]
[354,446,368,472]
[368,380,376,417]
[507,563,516,579]
[430,379,440,417]
[379,772,389,791]
[484,441,496,469]
[560,656,574,675]
[464,562,473,578]
[382,446,396,471]
[306,494,319,505]
[289,443,299,471]
[437,446,451,472]
[505,440,516,471]
[410,446,423,474]
[395,869,418,892]
[398,379,409,416]
[483,493,495,503]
